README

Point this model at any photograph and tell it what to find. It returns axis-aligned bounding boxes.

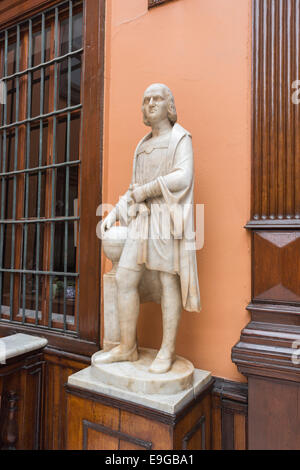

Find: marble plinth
[91,348,194,395]
[67,363,211,415]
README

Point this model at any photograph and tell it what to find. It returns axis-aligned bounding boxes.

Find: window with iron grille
[0,0,103,352]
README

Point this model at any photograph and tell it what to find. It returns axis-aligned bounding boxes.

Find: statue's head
[142,83,177,127]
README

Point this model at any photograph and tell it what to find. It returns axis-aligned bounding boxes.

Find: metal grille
[0,0,83,333]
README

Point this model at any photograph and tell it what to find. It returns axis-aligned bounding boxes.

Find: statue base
[66,368,214,449]
[90,347,194,395]
[67,357,211,415]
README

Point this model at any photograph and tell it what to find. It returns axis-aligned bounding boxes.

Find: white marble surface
[98,84,201,376]
[68,366,211,414]
[103,272,120,350]
[91,348,194,395]
[0,333,48,364]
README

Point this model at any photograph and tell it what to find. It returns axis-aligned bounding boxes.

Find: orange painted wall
[101,0,252,382]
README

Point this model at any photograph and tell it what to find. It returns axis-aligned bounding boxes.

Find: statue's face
[143,85,168,125]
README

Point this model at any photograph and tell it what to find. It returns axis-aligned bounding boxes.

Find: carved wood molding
[148,0,176,9]
[234,1,300,384]
[82,419,152,450]
[0,391,19,450]
[251,0,300,224]
[182,415,205,450]
[232,302,300,382]
[213,378,248,407]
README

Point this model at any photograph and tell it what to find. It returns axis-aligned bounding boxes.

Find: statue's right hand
[101,210,117,237]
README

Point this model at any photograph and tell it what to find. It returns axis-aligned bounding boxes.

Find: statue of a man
[98,83,201,374]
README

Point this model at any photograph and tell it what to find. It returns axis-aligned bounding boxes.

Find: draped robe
[116,123,201,313]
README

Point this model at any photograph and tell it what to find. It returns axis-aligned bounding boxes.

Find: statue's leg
[116,266,144,350]
[93,266,144,365]
[149,272,182,374]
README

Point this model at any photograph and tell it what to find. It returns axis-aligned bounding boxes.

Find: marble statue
[94,83,201,375]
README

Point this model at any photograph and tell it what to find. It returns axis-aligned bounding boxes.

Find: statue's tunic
[117,123,201,313]
[119,133,177,275]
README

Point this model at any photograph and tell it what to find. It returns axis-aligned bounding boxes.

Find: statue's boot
[92,344,138,365]
[149,351,175,374]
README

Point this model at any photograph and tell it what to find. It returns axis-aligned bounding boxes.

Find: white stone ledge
[0,333,48,364]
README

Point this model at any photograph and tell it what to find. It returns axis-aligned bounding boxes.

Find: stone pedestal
[66,366,213,450]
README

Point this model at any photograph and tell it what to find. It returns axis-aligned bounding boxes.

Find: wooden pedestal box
[65,379,214,450]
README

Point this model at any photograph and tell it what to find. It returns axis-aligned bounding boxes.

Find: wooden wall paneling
[252,231,300,302]
[249,0,300,225]
[233,0,300,450]
[0,350,45,449]
[119,410,171,450]
[248,376,300,450]
[212,378,248,450]
[42,351,88,450]
[173,394,211,450]
[0,391,19,449]
[66,391,120,450]
[211,394,222,450]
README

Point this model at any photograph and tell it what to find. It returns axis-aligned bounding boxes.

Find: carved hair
[142,84,177,126]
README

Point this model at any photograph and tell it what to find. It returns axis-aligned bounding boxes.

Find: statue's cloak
[119,123,201,313]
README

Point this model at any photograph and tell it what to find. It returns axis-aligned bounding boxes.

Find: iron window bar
[22,18,33,323]
[48,5,59,329]
[9,23,21,321]
[0,217,80,224]
[63,1,73,331]
[0,48,83,82]
[0,269,78,277]
[35,11,46,326]
[0,159,81,177]
[0,104,82,131]
[0,29,8,325]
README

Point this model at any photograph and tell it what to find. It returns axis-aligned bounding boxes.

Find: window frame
[0,0,105,357]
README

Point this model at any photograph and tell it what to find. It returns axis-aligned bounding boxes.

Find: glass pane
[7,129,15,172]
[51,274,75,323]
[72,12,83,50]
[31,27,51,118]
[5,178,14,220]
[3,224,12,268]
[29,122,48,168]
[55,165,79,218]
[22,223,44,271]
[18,274,43,322]
[55,114,80,164]
[1,272,11,315]
[6,77,16,125]
[6,36,17,125]
[27,172,46,218]
[58,12,82,109]
[53,221,77,273]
